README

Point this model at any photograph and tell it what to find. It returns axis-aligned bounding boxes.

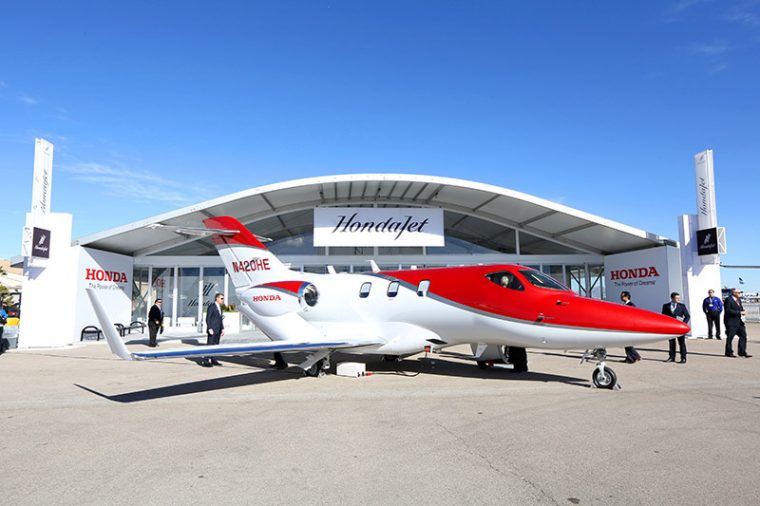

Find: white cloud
[18,94,39,105]
[690,40,730,56]
[62,162,210,204]
[662,0,713,22]
[723,0,760,27]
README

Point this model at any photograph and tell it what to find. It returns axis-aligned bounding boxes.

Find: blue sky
[1,1,758,289]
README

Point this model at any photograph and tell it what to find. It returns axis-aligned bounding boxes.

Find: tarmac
[2,324,759,506]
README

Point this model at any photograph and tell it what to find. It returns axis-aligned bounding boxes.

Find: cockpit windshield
[519,269,569,291]
[486,271,525,291]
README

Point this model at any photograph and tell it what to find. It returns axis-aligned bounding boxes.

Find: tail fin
[203,216,295,288]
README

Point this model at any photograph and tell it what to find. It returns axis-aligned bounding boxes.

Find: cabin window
[487,271,524,291]
[519,269,568,290]
[387,281,400,298]
[359,282,372,298]
[417,280,430,297]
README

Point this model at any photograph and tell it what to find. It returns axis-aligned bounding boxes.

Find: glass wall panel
[152,267,174,320]
[203,268,226,311]
[378,246,424,255]
[425,236,504,254]
[542,265,567,288]
[131,267,150,322]
[178,268,201,320]
[329,246,375,255]
[566,265,588,296]
[588,265,605,299]
[268,233,324,255]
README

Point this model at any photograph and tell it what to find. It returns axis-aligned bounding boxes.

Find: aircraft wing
[129,339,381,361]
[86,289,382,361]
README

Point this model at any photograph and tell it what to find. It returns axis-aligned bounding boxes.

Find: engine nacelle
[243,281,319,317]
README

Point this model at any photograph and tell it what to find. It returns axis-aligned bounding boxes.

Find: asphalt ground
[2,324,759,506]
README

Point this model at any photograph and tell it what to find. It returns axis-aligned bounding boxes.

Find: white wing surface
[86,289,381,361]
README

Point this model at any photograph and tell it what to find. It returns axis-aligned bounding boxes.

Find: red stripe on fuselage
[259,281,308,296]
[380,265,689,336]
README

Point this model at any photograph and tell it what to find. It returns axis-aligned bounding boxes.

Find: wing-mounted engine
[243,281,319,317]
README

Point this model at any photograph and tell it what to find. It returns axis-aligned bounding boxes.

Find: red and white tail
[203,216,296,288]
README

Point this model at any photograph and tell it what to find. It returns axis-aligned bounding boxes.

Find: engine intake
[244,281,318,317]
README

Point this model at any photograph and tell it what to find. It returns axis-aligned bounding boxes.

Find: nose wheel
[592,365,617,389]
[581,348,620,390]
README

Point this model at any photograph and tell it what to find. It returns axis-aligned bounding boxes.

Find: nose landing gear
[581,348,620,390]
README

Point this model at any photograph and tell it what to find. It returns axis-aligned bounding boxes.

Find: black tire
[477,360,489,370]
[507,347,528,372]
[592,366,617,389]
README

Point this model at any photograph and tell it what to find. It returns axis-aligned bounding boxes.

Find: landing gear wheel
[507,346,528,373]
[592,366,617,389]
[305,359,326,378]
[477,360,492,370]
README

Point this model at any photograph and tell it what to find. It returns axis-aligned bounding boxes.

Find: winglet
[369,260,380,273]
[85,288,134,360]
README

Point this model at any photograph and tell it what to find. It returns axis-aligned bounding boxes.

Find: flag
[739,277,744,284]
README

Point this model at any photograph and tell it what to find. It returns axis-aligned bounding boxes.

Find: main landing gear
[299,350,332,377]
[474,345,528,372]
[581,348,620,390]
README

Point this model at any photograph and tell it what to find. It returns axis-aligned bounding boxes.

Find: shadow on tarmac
[381,356,588,387]
[74,352,588,403]
[74,368,299,403]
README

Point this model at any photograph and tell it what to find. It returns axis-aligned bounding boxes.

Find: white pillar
[679,214,722,338]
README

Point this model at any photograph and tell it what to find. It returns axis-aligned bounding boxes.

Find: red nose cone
[615,307,691,336]
[558,297,691,336]
[668,318,691,336]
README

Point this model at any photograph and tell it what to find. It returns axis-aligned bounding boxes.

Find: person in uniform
[147,298,164,348]
[661,292,690,364]
[620,291,641,363]
[724,288,751,358]
[202,293,225,367]
[702,289,723,340]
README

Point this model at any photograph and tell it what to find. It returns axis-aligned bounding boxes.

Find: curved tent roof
[74,174,676,257]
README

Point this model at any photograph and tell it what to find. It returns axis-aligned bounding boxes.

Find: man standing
[0,303,8,354]
[620,291,641,363]
[662,292,690,364]
[702,289,723,340]
[147,298,164,348]
[724,288,751,358]
[202,293,225,367]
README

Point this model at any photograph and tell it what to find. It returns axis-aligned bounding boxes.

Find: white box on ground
[336,362,367,377]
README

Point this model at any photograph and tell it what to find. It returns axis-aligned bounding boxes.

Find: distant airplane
[88,216,690,389]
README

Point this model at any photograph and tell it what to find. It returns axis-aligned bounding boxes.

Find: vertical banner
[31,138,54,217]
[23,138,55,262]
[694,149,719,265]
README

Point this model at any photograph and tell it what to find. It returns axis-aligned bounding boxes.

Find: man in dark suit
[147,299,164,348]
[620,291,641,363]
[661,292,690,364]
[724,288,751,358]
[202,293,225,367]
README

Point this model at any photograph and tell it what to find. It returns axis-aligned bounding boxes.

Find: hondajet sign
[314,208,444,247]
